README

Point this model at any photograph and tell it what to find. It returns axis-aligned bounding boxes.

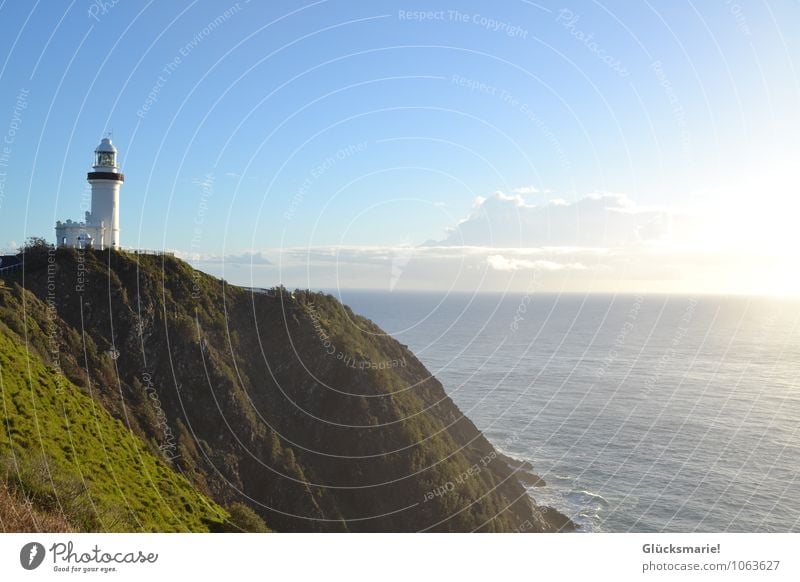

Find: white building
[55,137,125,250]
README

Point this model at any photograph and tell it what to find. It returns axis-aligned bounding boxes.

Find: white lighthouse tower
[88,137,124,249]
[55,137,125,250]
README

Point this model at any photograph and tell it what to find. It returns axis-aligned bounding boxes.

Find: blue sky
[1,1,798,293]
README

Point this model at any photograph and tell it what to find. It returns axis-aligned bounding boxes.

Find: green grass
[0,331,228,532]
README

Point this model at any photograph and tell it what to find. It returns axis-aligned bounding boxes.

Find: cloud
[222,190,707,292]
[176,250,273,265]
[226,251,273,265]
[176,189,789,294]
[185,240,792,295]
[511,186,540,195]
[486,254,588,272]
[269,244,606,289]
[438,191,679,248]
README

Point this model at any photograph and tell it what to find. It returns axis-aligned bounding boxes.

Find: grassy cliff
[0,248,572,532]
[0,306,228,531]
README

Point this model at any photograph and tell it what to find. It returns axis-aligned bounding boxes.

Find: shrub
[221,502,270,533]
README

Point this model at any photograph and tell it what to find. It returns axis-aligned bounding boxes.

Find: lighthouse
[55,137,125,250]
[88,137,124,249]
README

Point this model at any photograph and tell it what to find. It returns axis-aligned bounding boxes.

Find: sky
[0,0,798,295]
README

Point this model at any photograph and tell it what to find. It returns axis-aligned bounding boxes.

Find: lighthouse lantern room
[55,137,125,250]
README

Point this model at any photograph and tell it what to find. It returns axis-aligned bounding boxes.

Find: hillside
[0,248,573,532]
[0,307,228,531]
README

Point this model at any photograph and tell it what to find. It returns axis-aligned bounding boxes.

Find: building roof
[95,137,117,153]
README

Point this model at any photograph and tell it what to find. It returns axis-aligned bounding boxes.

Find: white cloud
[188,241,796,295]
[226,190,715,292]
[176,250,273,265]
[486,255,588,272]
[180,187,799,295]
[494,190,534,207]
[438,190,681,248]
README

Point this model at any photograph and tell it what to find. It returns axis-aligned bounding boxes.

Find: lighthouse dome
[95,137,117,153]
[94,137,118,169]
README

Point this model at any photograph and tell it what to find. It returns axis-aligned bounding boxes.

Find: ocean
[336,291,800,532]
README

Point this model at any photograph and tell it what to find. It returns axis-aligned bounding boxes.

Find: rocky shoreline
[495,451,578,531]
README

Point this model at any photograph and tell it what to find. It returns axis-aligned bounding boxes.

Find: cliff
[0,248,572,532]
[0,300,228,531]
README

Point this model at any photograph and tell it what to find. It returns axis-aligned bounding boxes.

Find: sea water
[337,291,800,532]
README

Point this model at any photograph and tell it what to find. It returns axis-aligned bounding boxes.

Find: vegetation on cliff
[0,319,228,531]
[0,248,571,532]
